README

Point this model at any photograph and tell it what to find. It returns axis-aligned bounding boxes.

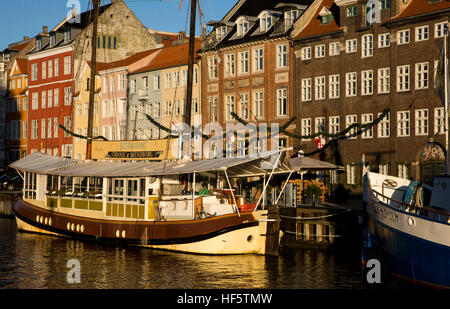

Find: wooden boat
[362,172,450,288]
[10,150,291,254]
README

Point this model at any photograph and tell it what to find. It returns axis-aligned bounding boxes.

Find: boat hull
[364,190,450,288]
[13,198,268,255]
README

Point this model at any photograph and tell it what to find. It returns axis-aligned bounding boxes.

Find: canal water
[0,217,407,289]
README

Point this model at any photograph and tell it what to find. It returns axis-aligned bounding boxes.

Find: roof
[90,48,162,73]
[9,151,293,178]
[130,39,201,75]
[14,58,28,75]
[290,156,343,171]
[388,0,450,22]
[293,0,342,40]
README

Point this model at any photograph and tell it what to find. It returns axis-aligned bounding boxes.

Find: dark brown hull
[13,198,259,247]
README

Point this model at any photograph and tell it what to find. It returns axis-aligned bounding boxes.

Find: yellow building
[72,61,101,160]
[7,58,29,162]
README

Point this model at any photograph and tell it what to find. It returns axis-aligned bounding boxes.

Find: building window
[315,76,326,100]
[225,53,235,77]
[346,39,357,53]
[415,62,428,89]
[36,39,42,51]
[329,116,340,136]
[31,120,38,139]
[397,65,410,92]
[41,91,46,108]
[415,25,429,42]
[225,95,235,121]
[397,29,410,45]
[181,70,187,86]
[239,93,249,119]
[64,87,72,105]
[23,121,28,139]
[164,73,171,89]
[165,101,172,116]
[329,74,340,99]
[315,117,325,134]
[361,114,373,139]
[236,17,249,37]
[54,58,59,77]
[378,33,390,48]
[40,119,46,139]
[42,62,47,79]
[130,79,136,93]
[54,89,59,106]
[398,164,409,179]
[31,64,38,81]
[361,70,373,95]
[119,74,126,90]
[346,6,357,17]
[301,78,312,102]
[208,56,218,80]
[64,56,71,75]
[285,9,298,29]
[378,112,390,138]
[48,60,53,78]
[154,74,161,90]
[53,118,59,138]
[276,88,288,117]
[64,30,71,44]
[345,115,357,139]
[379,163,389,175]
[215,26,227,41]
[345,72,357,97]
[47,118,52,139]
[301,47,311,60]
[259,11,273,32]
[32,93,38,109]
[173,71,180,87]
[321,14,333,25]
[209,97,218,122]
[378,68,390,94]
[238,51,249,74]
[346,164,356,185]
[301,118,312,141]
[329,42,340,56]
[276,44,288,68]
[253,91,264,118]
[253,48,263,72]
[362,34,373,57]
[435,22,448,38]
[315,44,325,58]
[397,111,410,137]
[434,107,445,135]
[415,109,428,136]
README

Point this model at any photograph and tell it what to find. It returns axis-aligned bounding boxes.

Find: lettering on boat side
[373,202,399,223]
[67,259,81,284]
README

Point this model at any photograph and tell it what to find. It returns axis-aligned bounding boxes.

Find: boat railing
[372,189,450,224]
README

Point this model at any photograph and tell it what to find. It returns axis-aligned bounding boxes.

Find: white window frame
[225,53,235,77]
[301,118,312,141]
[329,42,340,56]
[314,76,325,100]
[361,70,373,96]
[301,78,312,102]
[361,114,373,139]
[397,65,410,92]
[329,116,340,136]
[301,46,311,60]
[329,74,340,99]
[397,29,410,45]
[415,25,429,42]
[276,88,288,117]
[397,111,410,137]
[378,33,390,48]
[253,47,264,73]
[315,44,325,59]
[361,34,373,58]
[415,62,429,90]
[345,39,357,53]
[434,107,445,135]
[345,72,357,97]
[377,112,390,138]
[345,115,357,139]
[238,51,249,75]
[276,44,288,68]
[378,67,390,94]
[415,109,428,136]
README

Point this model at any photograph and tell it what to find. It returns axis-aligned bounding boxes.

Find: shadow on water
[0,217,420,289]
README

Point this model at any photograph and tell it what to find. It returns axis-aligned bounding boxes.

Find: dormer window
[216,26,227,41]
[49,34,56,48]
[319,7,333,25]
[285,9,299,28]
[236,17,249,37]
[259,11,273,32]
[36,38,42,51]
[64,30,71,44]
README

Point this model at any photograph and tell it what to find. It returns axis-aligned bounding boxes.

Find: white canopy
[10,150,293,178]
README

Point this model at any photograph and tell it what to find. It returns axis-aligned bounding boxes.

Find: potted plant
[304,184,322,206]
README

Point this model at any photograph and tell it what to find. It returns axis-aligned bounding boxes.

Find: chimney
[23,36,30,41]
[42,26,48,35]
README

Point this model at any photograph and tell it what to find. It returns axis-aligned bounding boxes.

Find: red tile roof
[88,48,162,73]
[130,39,201,74]
[389,0,450,21]
[293,0,342,40]
[15,58,28,74]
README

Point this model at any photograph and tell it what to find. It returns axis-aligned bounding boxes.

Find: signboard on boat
[92,139,178,160]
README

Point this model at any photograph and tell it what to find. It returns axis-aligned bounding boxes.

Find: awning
[289,156,344,171]
[9,150,293,178]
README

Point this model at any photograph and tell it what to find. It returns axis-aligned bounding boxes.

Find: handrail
[372,189,450,217]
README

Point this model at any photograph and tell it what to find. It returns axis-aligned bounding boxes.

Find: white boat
[362,172,450,288]
[10,150,292,255]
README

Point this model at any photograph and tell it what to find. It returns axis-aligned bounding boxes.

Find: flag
[435,38,449,107]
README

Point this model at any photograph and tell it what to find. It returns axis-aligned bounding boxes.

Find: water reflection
[0,218,364,289]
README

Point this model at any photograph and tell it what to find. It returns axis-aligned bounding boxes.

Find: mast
[86,0,100,160]
[183,0,197,158]
[445,29,449,175]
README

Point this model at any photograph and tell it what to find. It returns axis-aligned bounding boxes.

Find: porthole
[76,224,80,232]
[247,235,253,242]
[408,217,415,227]
[39,216,43,224]
[44,218,48,225]
[67,222,71,230]
[80,225,85,233]
[48,218,52,226]
[36,215,40,222]
[116,230,120,238]
[122,230,126,238]
[71,223,75,231]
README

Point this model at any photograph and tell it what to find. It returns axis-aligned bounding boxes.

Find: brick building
[199,0,314,158]
[292,0,449,188]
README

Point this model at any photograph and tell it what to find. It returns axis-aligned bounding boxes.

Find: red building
[27,27,74,157]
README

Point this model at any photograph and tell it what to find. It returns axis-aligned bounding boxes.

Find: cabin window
[60,176,73,193]
[47,175,59,193]
[24,172,37,200]
[113,179,124,199]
